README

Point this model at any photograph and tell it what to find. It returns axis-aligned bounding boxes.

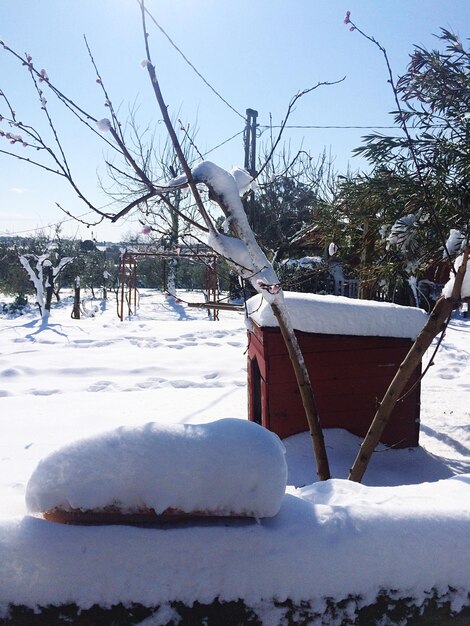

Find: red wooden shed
[247,293,428,448]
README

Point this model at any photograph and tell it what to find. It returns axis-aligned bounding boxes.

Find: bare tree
[0,1,350,480]
[18,252,73,320]
[137,1,333,479]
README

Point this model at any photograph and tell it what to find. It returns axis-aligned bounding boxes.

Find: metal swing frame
[118,249,219,321]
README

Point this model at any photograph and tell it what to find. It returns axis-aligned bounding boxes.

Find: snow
[0,289,469,619]
[26,419,287,518]
[444,229,465,257]
[386,213,418,251]
[193,161,280,292]
[247,291,428,339]
[230,166,256,196]
[328,242,338,256]
[282,256,322,269]
[442,252,470,299]
[96,118,112,133]
[207,230,257,274]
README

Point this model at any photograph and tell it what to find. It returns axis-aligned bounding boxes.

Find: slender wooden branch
[157,193,209,233]
[0,148,63,175]
[345,16,455,271]
[348,245,469,483]
[178,119,204,161]
[136,0,331,479]
[111,190,158,222]
[105,161,143,185]
[255,78,345,181]
[56,203,105,226]
[191,164,330,480]
[83,35,126,144]
[270,302,331,480]
[138,2,216,235]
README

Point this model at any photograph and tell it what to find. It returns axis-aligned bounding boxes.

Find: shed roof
[247,292,428,339]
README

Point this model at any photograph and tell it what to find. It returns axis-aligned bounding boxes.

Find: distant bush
[1,294,31,317]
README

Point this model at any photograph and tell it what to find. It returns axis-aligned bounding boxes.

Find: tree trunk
[44,265,54,318]
[139,25,330,481]
[72,277,81,320]
[167,258,177,295]
[349,246,469,483]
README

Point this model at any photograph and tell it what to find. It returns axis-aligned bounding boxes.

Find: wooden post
[271,301,331,481]
[119,253,126,321]
[163,259,167,293]
[103,270,110,300]
[133,256,137,314]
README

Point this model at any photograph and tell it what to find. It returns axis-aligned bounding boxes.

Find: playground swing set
[117,248,240,321]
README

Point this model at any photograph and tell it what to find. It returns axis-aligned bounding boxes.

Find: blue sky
[0,0,468,242]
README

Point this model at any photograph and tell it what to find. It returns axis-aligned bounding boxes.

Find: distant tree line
[0,232,233,312]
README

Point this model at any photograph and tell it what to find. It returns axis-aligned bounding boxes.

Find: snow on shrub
[442,253,470,300]
[25,419,287,519]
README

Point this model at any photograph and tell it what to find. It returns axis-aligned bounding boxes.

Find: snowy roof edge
[247,292,428,340]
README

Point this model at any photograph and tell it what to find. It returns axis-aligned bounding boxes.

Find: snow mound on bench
[25,419,287,518]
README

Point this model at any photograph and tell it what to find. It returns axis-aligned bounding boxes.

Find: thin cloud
[10,187,30,194]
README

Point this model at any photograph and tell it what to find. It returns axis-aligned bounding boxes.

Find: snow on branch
[444,229,466,258]
[442,249,470,300]
[53,256,74,278]
[190,161,280,295]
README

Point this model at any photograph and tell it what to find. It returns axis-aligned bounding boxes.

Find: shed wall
[247,324,421,447]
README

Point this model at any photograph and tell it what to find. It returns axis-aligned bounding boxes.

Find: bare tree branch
[255,78,345,181]
[138,2,216,235]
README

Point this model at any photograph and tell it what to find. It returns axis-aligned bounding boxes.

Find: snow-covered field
[0,289,469,623]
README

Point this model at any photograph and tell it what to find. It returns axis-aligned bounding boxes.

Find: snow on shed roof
[247,292,428,339]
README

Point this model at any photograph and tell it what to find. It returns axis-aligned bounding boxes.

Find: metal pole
[127,255,133,318]
[120,253,126,321]
[212,256,218,321]
[133,257,137,314]
[244,109,258,229]
[250,110,257,176]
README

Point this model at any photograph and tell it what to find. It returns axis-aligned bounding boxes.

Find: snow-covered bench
[25,419,287,524]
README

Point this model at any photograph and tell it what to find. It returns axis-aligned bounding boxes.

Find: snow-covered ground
[0,289,469,623]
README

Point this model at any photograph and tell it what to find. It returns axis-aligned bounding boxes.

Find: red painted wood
[255,326,412,357]
[247,322,421,448]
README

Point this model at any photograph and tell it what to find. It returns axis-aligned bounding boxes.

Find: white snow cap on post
[25,419,288,519]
